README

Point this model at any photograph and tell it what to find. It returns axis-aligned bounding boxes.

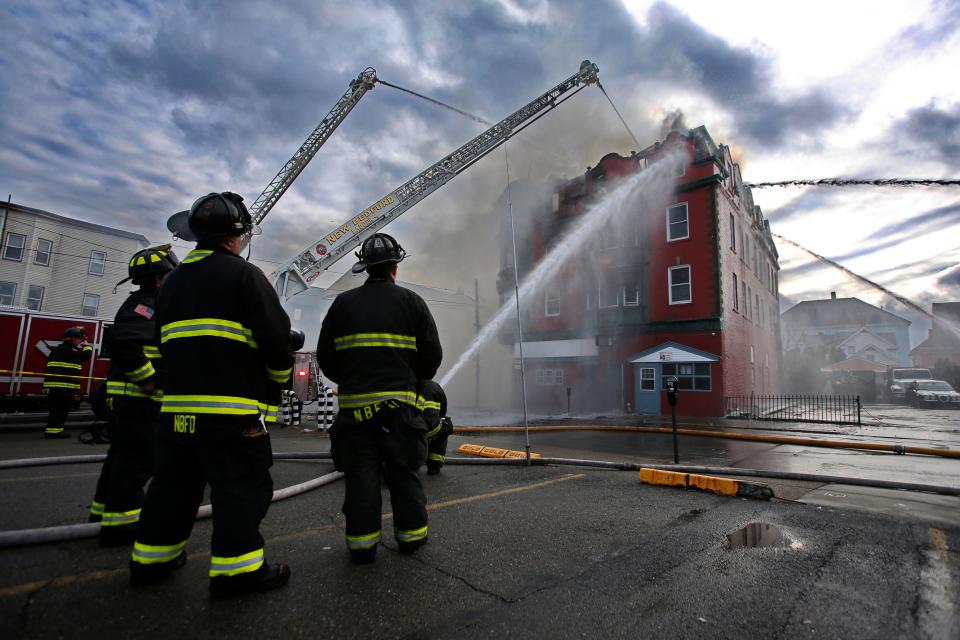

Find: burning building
[497,126,781,417]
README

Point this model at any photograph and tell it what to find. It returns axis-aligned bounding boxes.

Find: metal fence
[725,394,861,426]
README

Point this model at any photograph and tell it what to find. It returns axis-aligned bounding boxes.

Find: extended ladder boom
[245,68,378,236]
[272,60,600,298]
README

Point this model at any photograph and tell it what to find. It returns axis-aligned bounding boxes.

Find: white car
[909,380,960,409]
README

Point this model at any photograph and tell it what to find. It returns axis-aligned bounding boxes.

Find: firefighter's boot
[209,562,291,598]
[130,552,187,586]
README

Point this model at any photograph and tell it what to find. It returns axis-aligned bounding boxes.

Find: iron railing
[725,394,861,426]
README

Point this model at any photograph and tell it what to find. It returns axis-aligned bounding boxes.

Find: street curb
[457,443,542,459]
[639,468,774,500]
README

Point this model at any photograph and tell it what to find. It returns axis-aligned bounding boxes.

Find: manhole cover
[726,522,798,549]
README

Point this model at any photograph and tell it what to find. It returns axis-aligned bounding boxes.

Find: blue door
[634,364,660,415]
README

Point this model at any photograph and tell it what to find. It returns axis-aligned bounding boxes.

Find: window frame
[88,250,107,276]
[535,368,564,385]
[666,203,689,242]
[2,232,26,262]
[639,367,656,391]
[26,284,44,311]
[544,289,560,317]
[0,281,16,306]
[34,238,53,266]
[598,277,620,309]
[731,272,739,312]
[729,214,736,252]
[668,265,692,305]
[81,292,100,317]
[622,285,640,307]
[662,362,711,392]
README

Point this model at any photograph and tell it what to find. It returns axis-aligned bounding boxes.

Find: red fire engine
[0,308,111,408]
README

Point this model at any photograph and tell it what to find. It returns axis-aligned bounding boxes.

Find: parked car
[888,367,933,402]
[908,380,960,408]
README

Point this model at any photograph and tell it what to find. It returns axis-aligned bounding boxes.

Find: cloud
[896,103,960,167]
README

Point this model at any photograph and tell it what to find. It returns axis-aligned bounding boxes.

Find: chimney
[830,291,837,300]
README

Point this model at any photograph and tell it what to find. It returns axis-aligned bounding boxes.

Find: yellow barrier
[457,444,541,459]
[639,467,771,500]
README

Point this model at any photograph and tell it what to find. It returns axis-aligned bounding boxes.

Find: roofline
[1,201,150,245]
[782,297,912,326]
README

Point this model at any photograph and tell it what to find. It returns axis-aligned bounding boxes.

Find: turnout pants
[427,417,454,471]
[318,391,335,431]
[44,390,74,435]
[131,425,274,580]
[90,397,159,535]
[329,403,428,552]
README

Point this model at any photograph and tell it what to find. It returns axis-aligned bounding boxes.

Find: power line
[747,179,960,188]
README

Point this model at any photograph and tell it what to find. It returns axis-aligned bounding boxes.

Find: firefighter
[315,382,336,432]
[130,192,292,597]
[42,326,93,439]
[317,233,442,564]
[419,380,454,475]
[89,245,178,544]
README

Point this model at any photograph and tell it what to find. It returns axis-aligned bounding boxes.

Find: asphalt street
[1,421,959,639]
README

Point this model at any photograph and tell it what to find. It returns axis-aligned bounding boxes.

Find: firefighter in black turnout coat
[130,192,293,597]
[89,245,177,545]
[42,326,93,438]
[420,380,454,475]
[317,233,442,563]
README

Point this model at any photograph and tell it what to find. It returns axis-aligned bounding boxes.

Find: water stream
[440,152,680,388]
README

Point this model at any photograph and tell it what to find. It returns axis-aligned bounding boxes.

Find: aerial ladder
[241,68,378,246]
[271,60,600,299]
[170,68,379,242]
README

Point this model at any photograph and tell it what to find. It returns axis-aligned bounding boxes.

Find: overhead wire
[747,179,960,188]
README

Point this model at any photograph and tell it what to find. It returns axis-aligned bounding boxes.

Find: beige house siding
[0,204,149,319]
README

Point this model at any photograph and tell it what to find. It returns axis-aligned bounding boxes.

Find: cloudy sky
[2,0,959,344]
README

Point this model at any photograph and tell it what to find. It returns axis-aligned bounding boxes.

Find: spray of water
[774,233,960,344]
[440,152,680,388]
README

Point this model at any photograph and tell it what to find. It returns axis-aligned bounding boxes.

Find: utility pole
[474,278,480,408]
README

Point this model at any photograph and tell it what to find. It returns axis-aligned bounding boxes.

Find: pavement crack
[772,535,844,639]
[17,579,53,632]
[408,555,512,603]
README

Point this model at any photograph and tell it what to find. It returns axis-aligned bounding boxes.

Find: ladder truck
[271,59,601,299]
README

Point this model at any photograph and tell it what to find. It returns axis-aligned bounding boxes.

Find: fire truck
[0,308,111,408]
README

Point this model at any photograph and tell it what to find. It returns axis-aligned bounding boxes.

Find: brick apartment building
[497,126,782,417]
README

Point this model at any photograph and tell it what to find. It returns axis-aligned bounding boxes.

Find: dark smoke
[659,109,688,138]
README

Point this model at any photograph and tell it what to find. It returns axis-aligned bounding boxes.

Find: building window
[675,157,686,178]
[732,273,739,312]
[535,368,564,385]
[640,367,655,391]
[81,293,100,317]
[623,286,639,307]
[666,203,689,241]
[729,214,736,252]
[755,293,761,326]
[89,250,107,275]
[0,281,16,306]
[34,238,53,266]
[668,265,691,305]
[750,345,755,363]
[544,289,560,317]
[746,285,753,319]
[2,232,26,261]
[598,278,619,308]
[662,362,711,391]
[26,285,44,311]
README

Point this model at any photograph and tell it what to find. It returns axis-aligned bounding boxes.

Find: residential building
[496,126,782,417]
[911,302,960,387]
[0,201,149,319]
[780,293,912,397]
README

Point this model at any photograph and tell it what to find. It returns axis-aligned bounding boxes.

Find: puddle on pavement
[726,523,802,550]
